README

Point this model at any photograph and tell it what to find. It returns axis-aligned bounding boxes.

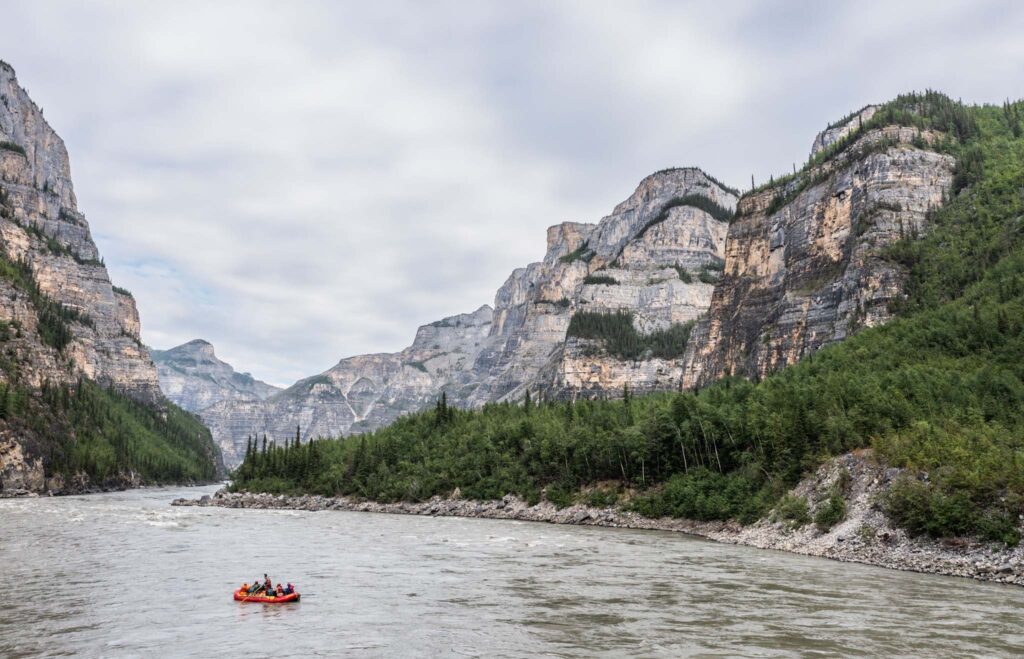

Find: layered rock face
[200,170,734,465]
[681,124,955,387]
[199,305,493,467]
[0,62,161,400]
[541,202,728,398]
[0,62,218,491]
[468,169,735,404]
[152,339,280,412]
[809,106,878,157]
[170,107,959,464]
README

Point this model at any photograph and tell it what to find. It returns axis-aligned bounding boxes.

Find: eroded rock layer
[681,125,954,387]
[0,62,162,400]
[175,109,959,467]
[153,339,280,412]
[200,170,735,466]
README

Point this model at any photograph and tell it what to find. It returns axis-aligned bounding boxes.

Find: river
[1,485,1022,657]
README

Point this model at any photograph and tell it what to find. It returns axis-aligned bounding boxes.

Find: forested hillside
[232,93,1024,545]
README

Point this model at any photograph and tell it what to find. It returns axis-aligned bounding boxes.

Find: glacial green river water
[1,485,1022,657]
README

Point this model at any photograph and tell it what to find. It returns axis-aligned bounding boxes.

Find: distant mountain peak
[152,339,281,418]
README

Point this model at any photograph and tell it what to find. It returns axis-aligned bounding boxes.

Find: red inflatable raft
[234,588,300,603]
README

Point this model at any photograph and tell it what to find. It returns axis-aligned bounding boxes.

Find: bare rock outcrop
[0,61,214,492]
[0,61,162,401]
[469,168,736,404]
[199,305,494,467]
[153,339,280,412]
[681,127,954,387]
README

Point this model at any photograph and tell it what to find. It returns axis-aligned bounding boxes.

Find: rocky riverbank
[174,456,1024,588]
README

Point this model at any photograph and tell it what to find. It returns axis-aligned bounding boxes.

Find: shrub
[545,483,574,509]
[585,487,620,508]
[814,492,846,532]
[631,469,772,524]
[0,141,26,156]
[583,274,618,286]
[883,477,1020,546]
[567,310,695,360]
[697,266,719,284]
[559,242,594,264]
[775,493,811,528]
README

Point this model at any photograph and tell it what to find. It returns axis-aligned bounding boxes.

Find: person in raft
[246,578,264,595]
[239,575,296,597]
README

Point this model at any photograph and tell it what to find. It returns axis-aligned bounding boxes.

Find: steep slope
[0,61,220,493]
[233,92,1024,552]
[197,169,735,465]
[469,168,736,404]
[200,305,493,467]
[681,122,955,386]
[153,339,280,412]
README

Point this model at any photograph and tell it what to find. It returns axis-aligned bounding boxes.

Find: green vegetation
[567,310,695,360]
[583,273,618,286]
[814,492,846,532]
[774,494,811,528]
[673,266,693,283]
[232,93,1024,545]
[825,105,873,131]
[0,252,93,351]
[637,194,735,239]
[697,261,724,284]
[559,241,594,264]
[112,285,132,297]
[0,377,217,485]
[0,140,26,156]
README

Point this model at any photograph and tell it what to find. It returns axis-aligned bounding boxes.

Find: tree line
[232,94,1024,546]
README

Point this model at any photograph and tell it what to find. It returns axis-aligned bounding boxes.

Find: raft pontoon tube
[233,589,300,603]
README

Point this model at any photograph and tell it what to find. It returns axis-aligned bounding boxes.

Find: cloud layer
[3,0,1022,385]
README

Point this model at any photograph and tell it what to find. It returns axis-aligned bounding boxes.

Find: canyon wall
[681,126,954,387]
[168,107,957,469]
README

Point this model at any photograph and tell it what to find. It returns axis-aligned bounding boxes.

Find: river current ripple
[1,485,1022,657]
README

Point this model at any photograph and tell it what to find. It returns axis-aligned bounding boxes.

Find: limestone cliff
[0,61,161,400]
[153,339,280,412]
[0,61,220,492]
[168,105,959,468]
[199,305,493,467]
[198,169,736,465]
[469,168,736,404]
[681,123,954,387]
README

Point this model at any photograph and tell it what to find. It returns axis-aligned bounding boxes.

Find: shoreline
[174,486,1024,587]
[1,480,222,499]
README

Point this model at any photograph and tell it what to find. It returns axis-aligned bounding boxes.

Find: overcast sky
[3,1,1022,386]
